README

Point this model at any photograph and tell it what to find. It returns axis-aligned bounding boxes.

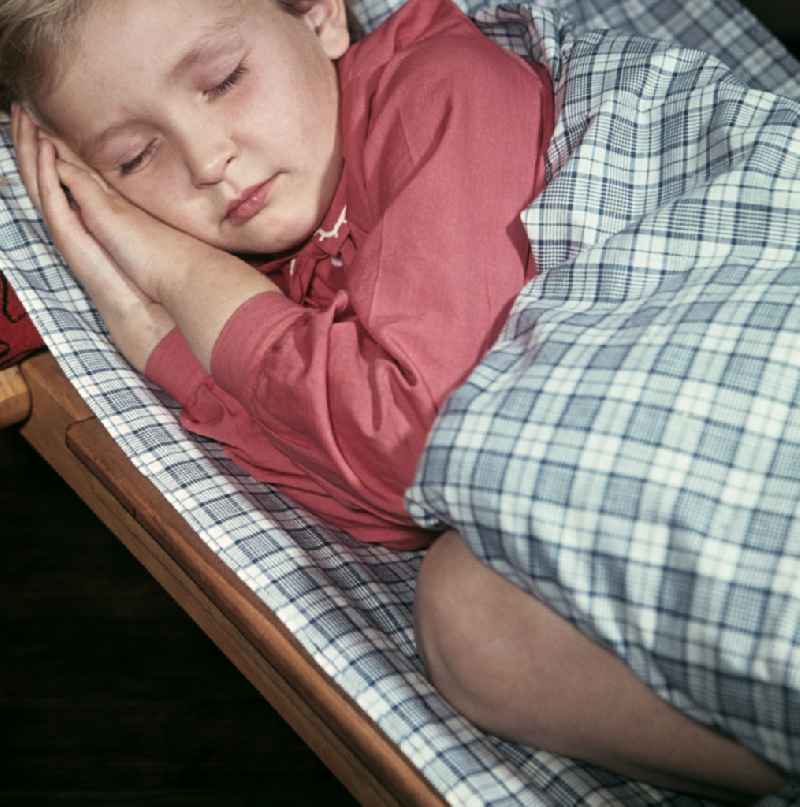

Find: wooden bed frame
[1,352,444,807]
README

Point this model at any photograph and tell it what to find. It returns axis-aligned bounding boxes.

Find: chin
[215,202,325,256]
[257,215,320,254]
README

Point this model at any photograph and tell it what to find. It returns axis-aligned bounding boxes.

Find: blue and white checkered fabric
[3,1,799,804]
[407,0,800,793]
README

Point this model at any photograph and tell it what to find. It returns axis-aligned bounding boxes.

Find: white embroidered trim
[315,206,348,242]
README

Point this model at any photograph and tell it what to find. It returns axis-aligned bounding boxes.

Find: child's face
[36,0,349,255]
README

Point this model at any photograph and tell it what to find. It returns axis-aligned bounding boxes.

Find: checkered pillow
[407,2,800,779]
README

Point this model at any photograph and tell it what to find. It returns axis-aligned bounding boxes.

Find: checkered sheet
[2,1,798,804]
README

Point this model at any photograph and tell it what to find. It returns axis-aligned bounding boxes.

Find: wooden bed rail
[9,352,444,807]
[0,364,32,428]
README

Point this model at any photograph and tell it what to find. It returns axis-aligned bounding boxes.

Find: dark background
[0,431,356,806]
[740,0,800,51]
[2,3,798,806]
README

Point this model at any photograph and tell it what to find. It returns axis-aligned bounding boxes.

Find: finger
[42,130,114,195]
[37,137,170,340]
[59,154,112,194]
[52,156,165,295]
[37,139,137,292]
[38,142,131,283]
[54,158,155,275]
[20,109,44,210]
[37,138,109,266]
[11,104,43,211]
[52,155,120,237]
[37,138,83,243]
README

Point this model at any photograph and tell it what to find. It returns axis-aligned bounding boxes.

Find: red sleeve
[146,318,434,548]
[204,29,553,547]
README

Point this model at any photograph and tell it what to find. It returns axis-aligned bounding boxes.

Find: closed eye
[119,139,158,176]
[116,61,246,176]
[206,62,248,99]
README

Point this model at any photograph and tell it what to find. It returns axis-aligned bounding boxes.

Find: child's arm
[12,105,281,373]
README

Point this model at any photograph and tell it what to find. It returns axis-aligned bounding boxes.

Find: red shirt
[146,0,554,549]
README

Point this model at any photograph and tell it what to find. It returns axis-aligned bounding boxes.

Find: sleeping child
[4,0,554,550]
[0,0,785,799]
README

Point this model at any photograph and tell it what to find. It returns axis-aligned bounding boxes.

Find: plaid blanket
[2,1,799,804]
[408,0,800,791]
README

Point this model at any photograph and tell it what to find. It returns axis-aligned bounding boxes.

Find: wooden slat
[20,352,94,424]
[17,352,444,807]
[0,365,32,428]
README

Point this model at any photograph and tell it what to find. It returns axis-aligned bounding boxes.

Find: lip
[225,177,276,224]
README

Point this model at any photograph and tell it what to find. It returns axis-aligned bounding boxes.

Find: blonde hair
[0,0,90,112]
[0,0,360,113]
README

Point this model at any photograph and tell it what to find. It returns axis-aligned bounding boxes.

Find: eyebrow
[83,17,243,159]
[82,122,133,162]
[168,17,243,81]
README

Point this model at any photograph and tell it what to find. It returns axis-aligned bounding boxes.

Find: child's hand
[11,104,281,373]
[13,103,181,303]
[11,104,175,372]
[43,151,197,305]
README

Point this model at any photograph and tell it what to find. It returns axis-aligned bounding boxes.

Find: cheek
[109,171,208,237]
[113,179,168,218]
[233,81,282,146]
[237,55,316,146]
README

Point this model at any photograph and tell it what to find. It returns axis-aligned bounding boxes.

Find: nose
[183,130,236,188]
